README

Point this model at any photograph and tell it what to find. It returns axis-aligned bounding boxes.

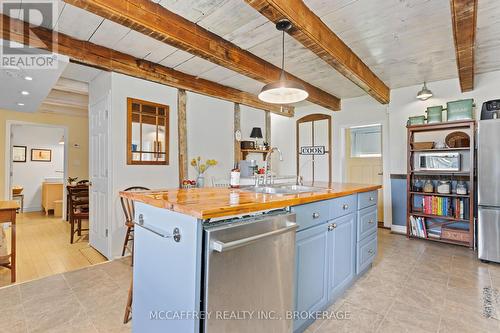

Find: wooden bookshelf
[406,120,476,248]
[409,191,470,198]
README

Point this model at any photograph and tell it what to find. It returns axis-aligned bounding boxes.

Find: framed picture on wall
[31,149,52,162]
[12,146,27,162]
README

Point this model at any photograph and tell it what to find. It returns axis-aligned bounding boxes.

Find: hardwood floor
[0,211,107,287]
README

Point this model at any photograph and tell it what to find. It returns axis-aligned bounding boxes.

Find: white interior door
[89,94,111,258]
[345,127,384,222]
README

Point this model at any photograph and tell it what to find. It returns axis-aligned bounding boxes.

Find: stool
[54,200,63,218]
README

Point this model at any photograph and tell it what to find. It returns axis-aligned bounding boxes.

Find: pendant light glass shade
[258,20,308,105]
[416,82,433,100]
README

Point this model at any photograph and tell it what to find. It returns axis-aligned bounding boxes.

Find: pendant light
[416,82,433,101]
[258,20,308,105]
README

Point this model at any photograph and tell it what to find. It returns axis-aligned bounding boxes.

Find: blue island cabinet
[292,191,377,333]
[294,223,330,331]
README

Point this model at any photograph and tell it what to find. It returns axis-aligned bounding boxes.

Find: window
[350,125,381,158]
[127,98,169,165]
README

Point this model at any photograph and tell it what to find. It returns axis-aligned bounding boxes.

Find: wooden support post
[265,111,271,146]
[234,103,241,165]
[177,89,187,186]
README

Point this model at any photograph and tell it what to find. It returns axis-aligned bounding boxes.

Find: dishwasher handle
[211,222,298,253]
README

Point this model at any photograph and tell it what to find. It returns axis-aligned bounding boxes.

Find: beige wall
[0,109,88,200]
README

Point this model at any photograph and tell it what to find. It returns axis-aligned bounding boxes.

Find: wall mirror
[127,98,169,165]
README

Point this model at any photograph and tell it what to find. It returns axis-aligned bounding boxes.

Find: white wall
[107,73,179,258]
[272,69,500,228]
[12,125,64,212]
[240,105,267,167]
[388,71,500,173]
[95,74,272,258]
[186,92,233,181]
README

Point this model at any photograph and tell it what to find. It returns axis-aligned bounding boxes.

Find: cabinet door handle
[328,223,337,231]
[312,212,320,219]
[368,220,374,224]
[342,204,349,210]
[369,197,374,201]
[368,249,374,254]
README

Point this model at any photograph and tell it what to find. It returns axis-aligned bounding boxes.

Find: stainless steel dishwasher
[203,211,297,333]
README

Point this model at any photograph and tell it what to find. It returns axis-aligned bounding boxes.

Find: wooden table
[0,200,19,283]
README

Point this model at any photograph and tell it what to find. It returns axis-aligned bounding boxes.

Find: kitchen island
[121,182,381,333]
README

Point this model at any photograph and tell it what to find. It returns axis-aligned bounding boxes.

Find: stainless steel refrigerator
[478,119,500,262]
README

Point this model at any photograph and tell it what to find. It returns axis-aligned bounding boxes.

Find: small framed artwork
[31,149,52,162]
[12,146,27,162]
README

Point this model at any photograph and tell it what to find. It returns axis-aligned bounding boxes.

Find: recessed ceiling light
[17,102,25,106]
[21,91,30,96]
[24,76,33,81]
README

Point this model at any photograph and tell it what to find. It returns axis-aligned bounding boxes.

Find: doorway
[8,123,66,214]
[1,121,106,287]
[345,124,384,223]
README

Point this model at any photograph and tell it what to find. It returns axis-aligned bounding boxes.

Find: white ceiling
[61,62,102,83]
[7,0,500,106]
[0,40,69,113]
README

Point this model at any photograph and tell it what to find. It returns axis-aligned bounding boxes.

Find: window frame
[350,125,382,158]
[127,97,170,165]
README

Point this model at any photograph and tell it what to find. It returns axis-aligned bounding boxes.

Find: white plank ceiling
[48,0,500,103]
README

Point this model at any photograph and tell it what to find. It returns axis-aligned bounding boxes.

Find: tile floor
[306,229,500,333]
[0,257,132,333]
[1,229,499,333]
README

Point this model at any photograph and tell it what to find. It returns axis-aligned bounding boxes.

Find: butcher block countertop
[120,182,381,220]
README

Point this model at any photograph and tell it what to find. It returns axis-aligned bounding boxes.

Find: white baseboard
[23,206,42,213]
[391,225,407,234]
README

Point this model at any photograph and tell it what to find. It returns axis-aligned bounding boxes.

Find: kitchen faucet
[262,147,283,186]
[296,157,315,185]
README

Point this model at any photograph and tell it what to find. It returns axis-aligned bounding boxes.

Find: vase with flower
[191,157,217,188]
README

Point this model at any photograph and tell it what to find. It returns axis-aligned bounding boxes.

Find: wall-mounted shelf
[406,120,476,248]
[241,149,271,160]
[410,147,470,152]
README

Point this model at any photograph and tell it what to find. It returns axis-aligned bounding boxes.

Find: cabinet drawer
[358,190,378,210]
[292,200,331,231]
[330,195,357,220]
[357,207,377,241]
[357,233,377,274]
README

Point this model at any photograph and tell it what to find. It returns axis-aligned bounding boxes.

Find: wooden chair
[68,186,89,244]
[121,187,149,325]
[120,186,150,262]
[124,277,133,324]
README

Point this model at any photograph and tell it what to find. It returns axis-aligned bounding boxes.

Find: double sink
[241,184,326,195]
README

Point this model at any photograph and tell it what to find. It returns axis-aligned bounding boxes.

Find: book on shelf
[409,216,427,238]
[422,195,452,217]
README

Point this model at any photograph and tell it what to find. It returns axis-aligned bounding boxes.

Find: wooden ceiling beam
[0,14,293,116]
[63,0,340,111]
[244,0,390,104]
[450,0,477,92]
